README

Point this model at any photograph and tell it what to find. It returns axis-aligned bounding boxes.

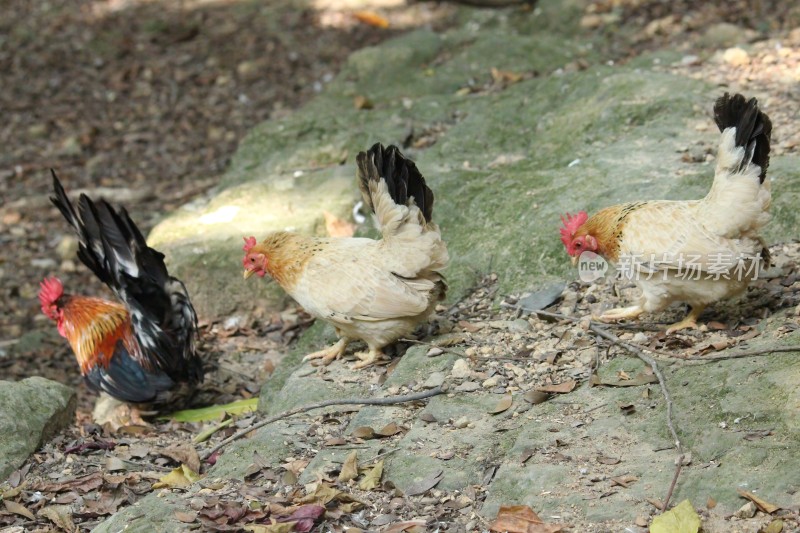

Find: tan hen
[243,143,448,368]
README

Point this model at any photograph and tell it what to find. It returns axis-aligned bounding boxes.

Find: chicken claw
[665,305,706,334]
[303,338,349,365]
[352,349,386,369]
[594,305,644,323]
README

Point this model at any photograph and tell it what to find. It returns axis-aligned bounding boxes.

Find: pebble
[734,501,757,519]
[508,319,532,333]
[31,258,58,269]
[632,332,648,344]
[453,417,469,429]
[722,47,750,66]
[426,347,444,357]
[422,372,445,389]
[482,376,499,388]
[451,359,472,379]
[455,381,480,392]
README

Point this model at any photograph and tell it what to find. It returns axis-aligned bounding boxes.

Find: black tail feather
[356,143,435,223]
[49,171,202,389]
[713,93,772,183]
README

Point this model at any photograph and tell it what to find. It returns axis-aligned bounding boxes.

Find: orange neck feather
[575,204,643,263]
[253,232,318,290]
[60,296,139,374]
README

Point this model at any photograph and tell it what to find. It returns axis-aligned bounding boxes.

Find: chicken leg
[665,305,706,334]
[303,338,349,365]
[595,305,644,323]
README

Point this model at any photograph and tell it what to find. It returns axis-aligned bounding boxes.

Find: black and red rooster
[39,172,203,408]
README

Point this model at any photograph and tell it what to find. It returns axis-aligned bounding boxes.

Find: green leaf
[650,500,701,533]
[160,398,259,423]
[193,419,234,444]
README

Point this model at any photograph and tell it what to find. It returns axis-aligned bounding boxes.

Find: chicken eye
[250,257,255,262]
[575,242,582,248]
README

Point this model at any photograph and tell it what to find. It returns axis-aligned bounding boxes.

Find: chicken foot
[595,305,644,323]
[352,349,387,369]
[665,305,706,334]
[303,338,349,365]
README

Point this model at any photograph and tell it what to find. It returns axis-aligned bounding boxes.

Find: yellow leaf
[737,488,780,514]
[353,11,389,28]
[338,451,359,482]
[152,464,203,489]
[358,460,384,490]
[650,500,700,533]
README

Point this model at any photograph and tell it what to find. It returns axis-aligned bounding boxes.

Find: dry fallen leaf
[39,505,77,532]
[535,380,576,394]
[382,520,427,533]
[610,475,638,488]
[338,451,359,482]
[33,471,104,493]
[4,500,35,520]
[352,11,389,28]
[490,67,524,84]
[174,510,198,523]
[489,505,564,533]
[376,422,402,437]
[161,443,202,474]
[351,426,376,439]
[523,390,550,405]
[737,488,780,514]
[490,393,514,414]
[596,455,621,465]
[458,320,484,333]
[358,460,384,490]
[404,469,443,496]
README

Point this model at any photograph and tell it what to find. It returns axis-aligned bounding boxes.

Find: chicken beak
[243,269,254,280]
[571,256,579,267]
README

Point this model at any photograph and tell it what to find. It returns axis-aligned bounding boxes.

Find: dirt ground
[1,0,799,531]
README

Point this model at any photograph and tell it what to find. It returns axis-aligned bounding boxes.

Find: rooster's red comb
[559,211,588,246]
[243,236,257,253]
[38,277,64,309]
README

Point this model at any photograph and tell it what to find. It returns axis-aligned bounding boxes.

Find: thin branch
[662,454,685,511]
[201,386,447,460]
[683,346,799,361]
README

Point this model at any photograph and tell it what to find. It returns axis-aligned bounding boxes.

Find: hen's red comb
[243,236,257,253]
[559,211,588,245]
[38,277,64,309]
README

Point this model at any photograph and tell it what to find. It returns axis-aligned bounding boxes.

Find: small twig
[662,454,685,511]
[683,346,799,361]
[201,386,446,460]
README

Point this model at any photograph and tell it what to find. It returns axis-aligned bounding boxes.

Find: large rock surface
[98,0,800,530]
[145,2,797,320]
[0,377,76,481]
